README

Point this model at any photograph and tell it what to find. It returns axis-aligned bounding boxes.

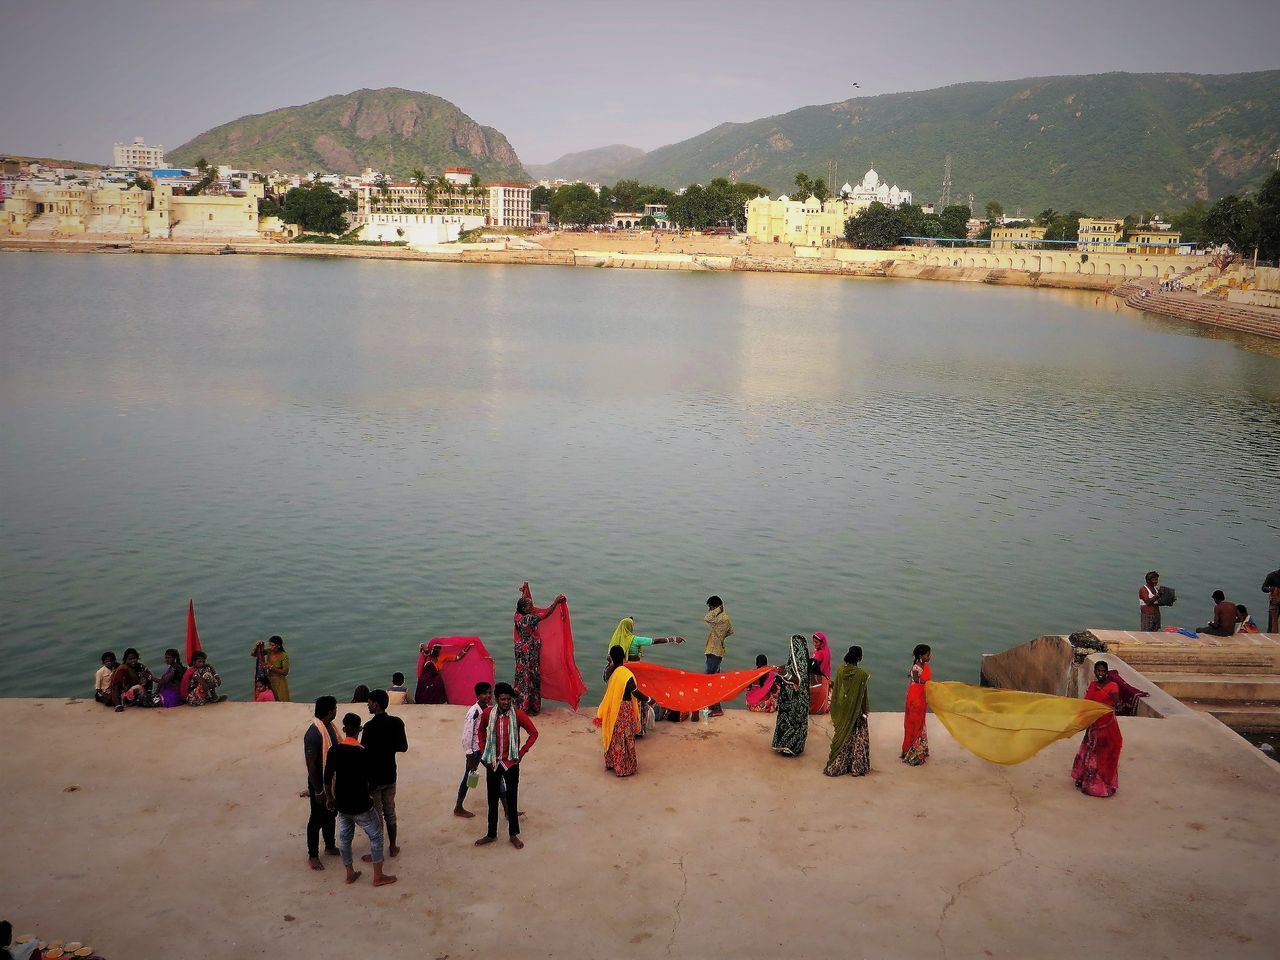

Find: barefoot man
[325,712,397,886]
[455,681,493,819]
[304,696,339,870]
[362,689,408,858]
[474,682,538,850]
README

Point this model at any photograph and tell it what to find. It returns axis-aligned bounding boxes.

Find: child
[254,678,277,702]
[94,651,118,705]
[1236,604,1260,634]
[386,672,413,706]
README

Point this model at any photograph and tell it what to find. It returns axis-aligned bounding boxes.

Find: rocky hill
[168,88,528,181]
[527,144,645,183]
[563,71,1280,213]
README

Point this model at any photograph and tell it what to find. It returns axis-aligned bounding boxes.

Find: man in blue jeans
[703,595,734,718]
[325,712,397,887]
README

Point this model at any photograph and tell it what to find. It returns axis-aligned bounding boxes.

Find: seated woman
[351,685,370,704]
[253,678,277,702]
[185,651,226,706]
[109,648,154,713]
[745,654,779,713]
[808,657,831,715]
[415,640,476,704]
[154,648,187,707]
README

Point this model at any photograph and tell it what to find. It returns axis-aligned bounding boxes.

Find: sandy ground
[2,699,1277,959]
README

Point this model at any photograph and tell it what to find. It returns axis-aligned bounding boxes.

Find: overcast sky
[2,0,1277,165]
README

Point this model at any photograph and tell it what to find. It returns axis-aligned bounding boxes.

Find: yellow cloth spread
[596,666,639,751]
[925,681,1112,765]
[608,618,635,657]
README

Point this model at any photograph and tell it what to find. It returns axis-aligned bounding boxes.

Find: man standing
[1263,567,1280,634]
[362,689,408,859]
[1203,590,1238,637]
[702,595,734,718]
[304,696,339,870]
[1138,571,1162,632]
[474,682,538,850]
[325,712,397,887]
[455,681,493,819]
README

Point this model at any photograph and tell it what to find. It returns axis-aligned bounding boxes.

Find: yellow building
[745,194,854,247]
[990,224,1048,249]
[1126,228,1181,253]
[1077,217,1124,250]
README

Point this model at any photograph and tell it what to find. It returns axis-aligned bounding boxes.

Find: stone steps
[1140,671,1280,701]
[1186,701,1280,732]
[1124,288,1280,339]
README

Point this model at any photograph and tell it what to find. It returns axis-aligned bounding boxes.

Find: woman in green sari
[771,634,810,757]
[824,645,870,777]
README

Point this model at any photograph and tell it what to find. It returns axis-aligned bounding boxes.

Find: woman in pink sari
[745,654,779,713]
[811,632,832,679]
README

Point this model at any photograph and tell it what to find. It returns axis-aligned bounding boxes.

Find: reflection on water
[1,253,1277,704]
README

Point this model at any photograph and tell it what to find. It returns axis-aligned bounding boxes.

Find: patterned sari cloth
[1072,680,1122,797]
[513,612,544,715]
[901,661,931,765]
[824,663,870,777]
[771,635,810,757]
[745,672,779,713]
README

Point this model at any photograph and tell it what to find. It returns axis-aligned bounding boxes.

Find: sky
[2,0,1278,166]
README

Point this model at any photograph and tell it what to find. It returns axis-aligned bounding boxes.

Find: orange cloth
[627,662,772,712]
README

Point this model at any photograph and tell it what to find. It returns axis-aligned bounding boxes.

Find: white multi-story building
[113,137,165,170]
[486,183,531,228]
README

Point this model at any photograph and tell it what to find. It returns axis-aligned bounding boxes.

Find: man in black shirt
[362,689,408,858]
[324,712,397,887]
[303,696,339,870]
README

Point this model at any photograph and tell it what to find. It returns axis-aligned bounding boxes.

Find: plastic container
[467,769,479,790]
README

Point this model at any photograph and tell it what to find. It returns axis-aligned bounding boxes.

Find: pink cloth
[518,582,587,711]
[812,632,831,677]
[416,637,496,706]
[255,688,276,702]
[744,671,777,709]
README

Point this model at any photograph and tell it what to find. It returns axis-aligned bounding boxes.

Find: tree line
[533,177,768,231]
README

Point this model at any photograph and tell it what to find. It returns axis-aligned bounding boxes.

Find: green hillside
[608,72,1280,213]
[169,88,528,181]
[527,144,645,183]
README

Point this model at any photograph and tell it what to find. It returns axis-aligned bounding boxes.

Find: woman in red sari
[901,644,931,765]
[1072,660,1123,798]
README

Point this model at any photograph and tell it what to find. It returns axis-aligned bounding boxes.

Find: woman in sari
[596,646,641,777]
[771,635,810,757]
[185,651,225,706]
[811,632,832,679]
[1072,660,1123,798]
[745,654,779,713]
[606,617,684,663]
[901,644,931,766]
[513,593,567,715]
[808,658,832,714]
[252,636,291,702]
[110,648,154,712]
[415,640,476,704]
[154,648,187,707]
[824,645,870,777]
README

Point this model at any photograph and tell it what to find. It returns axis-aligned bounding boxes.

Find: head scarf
[826,662,870,767]
[783,634,810,684]
[608,617,636,657]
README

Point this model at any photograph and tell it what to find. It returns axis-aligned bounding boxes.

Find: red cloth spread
[627,662,772,712]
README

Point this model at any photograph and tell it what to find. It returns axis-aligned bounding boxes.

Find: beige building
[113,136,165,169]
[745,193,851,247]
[1126,228,1182,253]
[486,183,531,227]
[991,224,1049,249]
[1077,217,1125,250]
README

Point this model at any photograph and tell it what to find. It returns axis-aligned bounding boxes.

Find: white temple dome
[862,168,879,189]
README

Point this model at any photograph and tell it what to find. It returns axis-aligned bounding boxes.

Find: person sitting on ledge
[110,647,153,712]
[185,651,226,706]
[351,685,370,704]
[154,648,187,708]
[254,678,276,702]
[386,672,413,706]
[1203,590,1238,636]
[1,920,40,960]
[94,650,118,705]
[1235,604,1260,634]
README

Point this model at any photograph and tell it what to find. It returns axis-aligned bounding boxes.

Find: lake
[1,252,1277,705]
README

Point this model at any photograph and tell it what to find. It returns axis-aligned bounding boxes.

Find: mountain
[593,72,1280,214]
[168,88,528,181]
[527,144,646,182]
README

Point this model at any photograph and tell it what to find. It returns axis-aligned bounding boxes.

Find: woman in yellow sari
[596,646,641,777]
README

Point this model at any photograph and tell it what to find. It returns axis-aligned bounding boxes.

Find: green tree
[1037,208,1058,225]
[793,172,813,198]
[531,185,552,209]
[558,198,611,227]
[844,202,906,248]
[1202,194,1259,252]
[938,204,971,239]
[281,184,350,234]
[1253,170,1280,261]
[985,199,1004,221]
[1169,200,1208,245]
[638,215,657,227]
[195,157,209,175]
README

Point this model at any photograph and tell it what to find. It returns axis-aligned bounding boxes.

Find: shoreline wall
[4,236,1276,340]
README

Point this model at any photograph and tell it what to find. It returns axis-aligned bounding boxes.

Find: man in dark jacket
[362,689,408,858]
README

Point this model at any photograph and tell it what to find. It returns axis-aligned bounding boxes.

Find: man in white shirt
[94,651,118,705]
[454,681,493,818]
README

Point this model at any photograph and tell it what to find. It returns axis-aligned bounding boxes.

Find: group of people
[1138,570,1277,635]
[93,647,225,711]
[303,674,540,882]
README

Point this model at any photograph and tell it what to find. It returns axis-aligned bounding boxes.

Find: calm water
[1,252,1277,704]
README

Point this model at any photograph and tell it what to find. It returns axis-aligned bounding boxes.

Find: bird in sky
[852,82,860,88]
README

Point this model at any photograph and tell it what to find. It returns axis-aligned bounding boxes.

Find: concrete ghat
[1,699,1277,959]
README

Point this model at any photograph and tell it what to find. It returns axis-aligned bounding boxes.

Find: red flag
[518,582,588,711]
[186,599,203,661]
